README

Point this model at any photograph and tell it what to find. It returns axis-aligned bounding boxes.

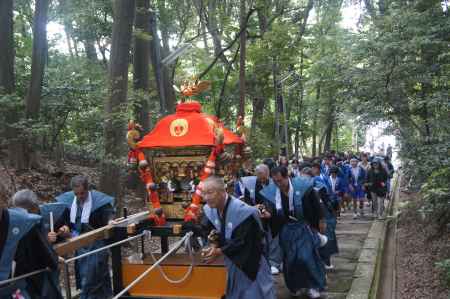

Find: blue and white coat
[203,197,275,299]
[0,208,42,299]
[57,190,114,299]
[260,177,327,292]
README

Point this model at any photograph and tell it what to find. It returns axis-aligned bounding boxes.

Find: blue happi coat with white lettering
[0,208,41,299]
[203,197,275,299]
[260,177,326,292]
[57,191,114,299]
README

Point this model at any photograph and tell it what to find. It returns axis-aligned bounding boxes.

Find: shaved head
[11,189,40,213]
[202,176,226,191]
[255,164,269,175]
[202,176,227,210]
[255,164,270,184]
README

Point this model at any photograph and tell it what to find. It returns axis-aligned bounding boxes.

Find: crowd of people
[0,175,114,299]
[0,149,395,299]
[203,149,395,298]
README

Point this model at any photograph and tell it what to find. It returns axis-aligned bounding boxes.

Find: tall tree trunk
[84,38,98,62]
[256,3,268,34]
[421,83,432,143]
[133,0,151,132]
[216,45,240,118]
[294,50,305,159]
[323,119,334,153]
[194,0,210,53]
[65,28,74,57]
[273,60,288,157]
[0,0,15,94]
[25,0,50,119]
[73,36,79,57]
[20,0,50,170]
[312,85,321,157]
[312,118,317,157]
[323,96,335,153]
[250,96,265,136]
[0,0,22,169]
[238,0,246,118]
[272,62,280,157]
[249,2,269,139]
[205,0,229,66]
[160,27,176,113]
[96,38,108,67]
[298,0,314,39]
[149,9,166,114]
[100,0,135,204]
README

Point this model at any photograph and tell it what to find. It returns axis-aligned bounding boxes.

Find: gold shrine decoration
[170,118,189,137]
[180,79,211,97]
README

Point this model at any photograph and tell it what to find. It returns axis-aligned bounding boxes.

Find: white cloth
[351,167,360,183]
[70,191,92,224]
[330,176,337,193]
[275,179,294,213]
[238,181,245,196]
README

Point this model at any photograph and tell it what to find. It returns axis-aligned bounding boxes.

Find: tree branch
[216,44,240,118]
[198,8,256,80]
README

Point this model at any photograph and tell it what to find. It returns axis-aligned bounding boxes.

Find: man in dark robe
[0,200,59,299]
[261,166,326,298]
[57,175,115,299]
[9,189,66,299]
[200,176,275,299]
[308,166,340,270]
[234,164,282,275]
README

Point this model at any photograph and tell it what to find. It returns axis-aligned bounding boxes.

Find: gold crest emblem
[170,118,189,137]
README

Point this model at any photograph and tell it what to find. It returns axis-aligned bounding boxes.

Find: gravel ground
[396,191,450,299]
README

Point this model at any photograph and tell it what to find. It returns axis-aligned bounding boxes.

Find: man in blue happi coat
[234,164,271,206]
[10,190,67,299]
[309,166,340,270]
[313,162,332,193]
[336,158,352,211]
[234,164,282,275]
[260,166,326,298]
[0,194,59,299]
[321,155,333,177]
[57,175,115,299]
[201,176,275,299]
[349,158,367,218]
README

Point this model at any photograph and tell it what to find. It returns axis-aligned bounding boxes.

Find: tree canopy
[0,0,448,220]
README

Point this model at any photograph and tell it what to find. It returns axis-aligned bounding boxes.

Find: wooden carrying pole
[54,211,149,256]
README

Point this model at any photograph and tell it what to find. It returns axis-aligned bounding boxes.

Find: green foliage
[435,259,450,288]
[3,0,445,198]
[347,0,450,225]
[421,164,450,230]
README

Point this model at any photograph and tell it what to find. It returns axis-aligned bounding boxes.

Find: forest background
[0,0,449,285]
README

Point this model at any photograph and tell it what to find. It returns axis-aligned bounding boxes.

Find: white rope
[0,268,49,286]
[64,232,147,264]
[112,232,193,299]
[148,233,195,284]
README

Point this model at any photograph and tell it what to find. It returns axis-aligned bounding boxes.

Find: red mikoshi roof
[223,128,243,145]
[138,101,243,149]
